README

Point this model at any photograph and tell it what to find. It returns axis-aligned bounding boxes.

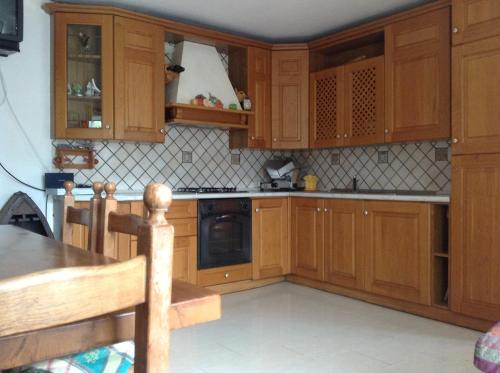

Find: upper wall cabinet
[53,12,165,143]
[452,35,500,155]
[385,8,451,143]
[114,17,165,143]
[452,0,500,45]
[310,56,384,148]
[54,13,114,140]
[271,48,309,149]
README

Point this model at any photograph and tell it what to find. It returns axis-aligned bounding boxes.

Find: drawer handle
[224,273,229,279]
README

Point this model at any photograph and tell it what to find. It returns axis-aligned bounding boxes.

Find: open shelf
[68,95,101,101]
[165,103,253,129]
[431,204,449,309]
[68,54,101,63]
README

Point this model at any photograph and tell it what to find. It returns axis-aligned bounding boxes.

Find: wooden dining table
[0,225,221,370]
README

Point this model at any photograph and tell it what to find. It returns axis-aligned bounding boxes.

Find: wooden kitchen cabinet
[451,154,500,321]
[252,198,289,280]
[323,199,364,289]
[385,8,450,142]
[309,65,345,148]
[452,0,500,45]
[452,35,500,155]
[271,48,309,149]
[290,198,324,281]
[54,13,114,140]
[114,17,165,143]
[345,56,385,146]
[52,12,164,143]
[364,201,431,305]
[247,47,272,148]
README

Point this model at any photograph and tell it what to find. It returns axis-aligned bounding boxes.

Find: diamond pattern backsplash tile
[53,127,450,193]
[294,141,451,193]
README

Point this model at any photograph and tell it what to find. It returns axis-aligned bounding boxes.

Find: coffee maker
[260,159,301,191]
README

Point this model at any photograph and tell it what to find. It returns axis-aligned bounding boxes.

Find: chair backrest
[0,183,174,372]
[61,180,103,253]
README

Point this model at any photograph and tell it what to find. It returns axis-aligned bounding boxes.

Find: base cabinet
[252,198,289,280]
[291,198,434,306]
[364,201,432,305]
[451,155,500,321]
[290,198,324,281]
[324,199,364,290]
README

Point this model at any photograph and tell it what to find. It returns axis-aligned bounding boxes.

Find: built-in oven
[198,198,252,269]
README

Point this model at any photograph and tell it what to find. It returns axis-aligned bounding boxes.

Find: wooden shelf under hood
[165,103,254,130]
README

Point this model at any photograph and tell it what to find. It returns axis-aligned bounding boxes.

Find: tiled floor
[170,282,482,373]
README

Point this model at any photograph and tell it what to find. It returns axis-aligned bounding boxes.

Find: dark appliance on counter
[0,0,23,56]
[198,198,251,269]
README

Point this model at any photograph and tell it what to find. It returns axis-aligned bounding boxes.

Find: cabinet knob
[384,128,389,134]
[160,128,166,135]
[452,27,459,34]
[324,208,328,212]
[224,273,229,279]
[344,133,348,138]
[273,138,277,142]
[105,125,111,129]
[452,138,459,144]
[336,134,341,139]
[363,210,368,216]
[255,208,260,213]
[317,207,322,212]
[251,136,255,140]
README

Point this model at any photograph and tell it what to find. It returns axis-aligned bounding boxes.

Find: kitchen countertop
[46,188,450,203]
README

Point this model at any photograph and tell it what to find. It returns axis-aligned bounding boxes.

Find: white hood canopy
[166,41,242,110]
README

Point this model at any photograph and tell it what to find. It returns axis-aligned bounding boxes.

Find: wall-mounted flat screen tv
[0,0,23,56]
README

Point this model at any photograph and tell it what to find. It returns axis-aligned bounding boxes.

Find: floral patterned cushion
[475,323,500,373]
[10,341,134,373]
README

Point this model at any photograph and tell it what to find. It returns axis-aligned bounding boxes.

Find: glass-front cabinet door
[54,13,113,139]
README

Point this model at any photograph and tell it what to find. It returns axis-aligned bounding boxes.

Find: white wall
[0,0,52,213]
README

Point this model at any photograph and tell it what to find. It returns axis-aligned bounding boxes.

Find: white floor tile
[170,282,482,373]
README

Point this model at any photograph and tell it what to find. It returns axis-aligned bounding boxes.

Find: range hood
[165,41,253,129]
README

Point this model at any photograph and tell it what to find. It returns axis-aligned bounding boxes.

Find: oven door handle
[214,214,242,221]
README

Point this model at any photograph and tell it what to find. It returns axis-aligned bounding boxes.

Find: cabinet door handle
[160,128,166,135]
[251,136,255,140]
[316,207,322,212]
[273,138,277,142]
[452,27,459,34]
[105,125,111,129]
[363,210,368,216]
[255,208,260,213]
[344,133,348,138]
[224,273,229,279]
[336,134,341,139]
[452,138,458,144]
[384,128,389,134]
[324,208,328,212]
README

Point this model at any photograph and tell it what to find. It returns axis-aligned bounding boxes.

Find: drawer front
[166,200,197,219]
[197,263,252,286]
[169,218,197,237]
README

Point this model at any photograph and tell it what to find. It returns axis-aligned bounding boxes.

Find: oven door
[198,212,251,269]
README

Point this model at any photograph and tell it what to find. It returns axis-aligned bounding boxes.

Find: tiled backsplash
[54,127,291,190]
[295,141,451,193]
[54,127,450,193]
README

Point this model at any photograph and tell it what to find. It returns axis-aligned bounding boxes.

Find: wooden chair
[61,180,104,253]
[0,183,174,372]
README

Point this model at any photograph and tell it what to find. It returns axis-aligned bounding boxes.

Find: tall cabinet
[451,0,500,322]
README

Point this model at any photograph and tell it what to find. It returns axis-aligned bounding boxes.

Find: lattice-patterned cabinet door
[345,56,385,146]
[310,66,345,148]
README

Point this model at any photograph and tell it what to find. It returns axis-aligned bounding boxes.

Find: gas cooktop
[175,187,245,194]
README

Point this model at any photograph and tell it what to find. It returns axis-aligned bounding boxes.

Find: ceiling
[55,0,432,43]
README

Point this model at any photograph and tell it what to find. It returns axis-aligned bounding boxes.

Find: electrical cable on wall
[0,65,47,191]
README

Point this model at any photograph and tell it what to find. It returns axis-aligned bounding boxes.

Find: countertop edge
[47,189,450,204]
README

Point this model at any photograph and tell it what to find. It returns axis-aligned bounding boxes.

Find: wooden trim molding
[43,3,271,49]
[308,0,451,50]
